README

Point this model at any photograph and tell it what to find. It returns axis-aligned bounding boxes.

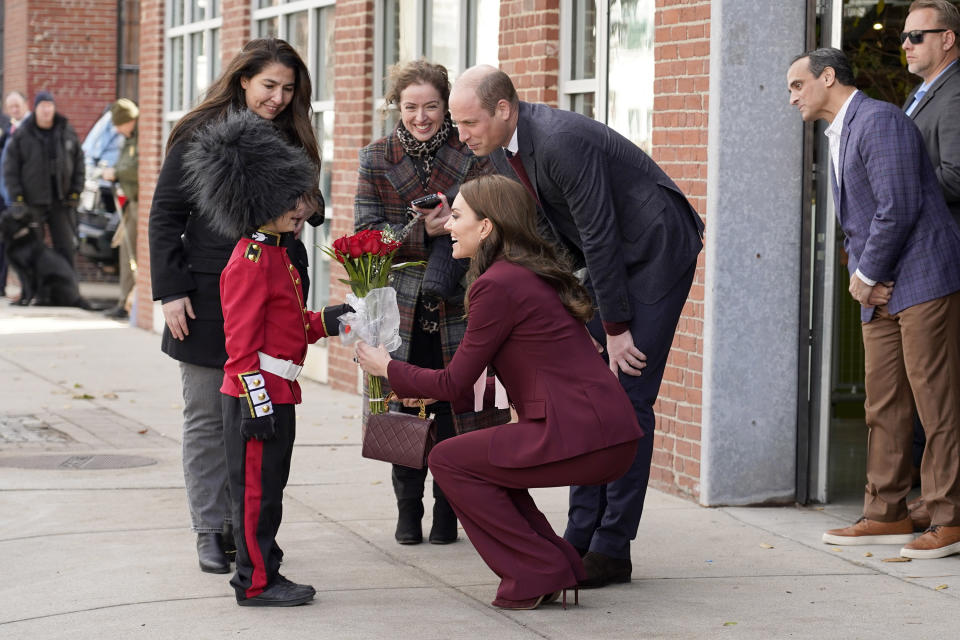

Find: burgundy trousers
[428,425,638,600]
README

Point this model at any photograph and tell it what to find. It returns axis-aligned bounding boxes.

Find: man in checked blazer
[449,65,704,587]
[788,48,960,558]
[902,0,960,227]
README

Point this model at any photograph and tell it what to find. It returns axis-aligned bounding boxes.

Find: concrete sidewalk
[1,303,959,639]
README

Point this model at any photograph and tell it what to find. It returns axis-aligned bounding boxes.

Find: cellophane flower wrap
[322,227,420,414]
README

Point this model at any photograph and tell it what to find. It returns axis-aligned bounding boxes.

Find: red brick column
[649,0,710,500]
[327,0,375,392]
[3,0,28,97]
[134,0,164,330]
[497,0,560,105]
[220,0,252,65]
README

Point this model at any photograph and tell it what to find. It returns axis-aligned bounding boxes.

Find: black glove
[322,303,355,337]
[241,414,276,441]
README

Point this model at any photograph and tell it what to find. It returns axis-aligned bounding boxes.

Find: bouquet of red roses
[323,227,420,414]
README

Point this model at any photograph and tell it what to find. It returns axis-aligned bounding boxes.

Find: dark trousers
[222,395,296,600]
[565,261,697,559]
[28,203,76,269]
[0,238,7,295]
[429,426,638,600]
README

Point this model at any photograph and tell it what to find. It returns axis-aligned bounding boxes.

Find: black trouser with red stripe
[222,395,296,601]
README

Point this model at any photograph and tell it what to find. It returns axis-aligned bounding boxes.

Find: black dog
[0,207,91,308]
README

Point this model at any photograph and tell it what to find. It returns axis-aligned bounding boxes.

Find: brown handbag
[361,393,437,469]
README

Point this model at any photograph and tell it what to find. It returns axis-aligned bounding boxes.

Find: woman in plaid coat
[355,60,510,546]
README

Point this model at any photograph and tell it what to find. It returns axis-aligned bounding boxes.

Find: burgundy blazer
[387,260,644,469]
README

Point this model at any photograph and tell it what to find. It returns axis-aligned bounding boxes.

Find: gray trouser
[179,361,231,532]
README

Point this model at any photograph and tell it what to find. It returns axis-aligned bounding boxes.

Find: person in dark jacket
[2,91,84,270]
[148,38,324,579]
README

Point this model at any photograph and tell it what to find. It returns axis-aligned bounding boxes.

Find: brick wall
[134,0,163,330]
[19,0,118,138]
[498,0,560,105]
[649,0,710,500]
[220,0,251,67]
[326,0,375,392]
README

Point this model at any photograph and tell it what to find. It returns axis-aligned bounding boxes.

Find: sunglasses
[900,29,948,44]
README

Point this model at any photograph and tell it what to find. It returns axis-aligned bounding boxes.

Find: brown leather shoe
[822,516,915,545]
[907,497,931,532]
[900,525,960,559]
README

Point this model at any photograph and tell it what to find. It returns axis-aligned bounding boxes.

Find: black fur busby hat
[182,109,316,240]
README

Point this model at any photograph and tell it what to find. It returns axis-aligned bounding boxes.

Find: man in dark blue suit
[449,65,704,587]
[788,48,960,558]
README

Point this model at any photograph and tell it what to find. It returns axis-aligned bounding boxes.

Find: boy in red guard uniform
[182,110,351,607]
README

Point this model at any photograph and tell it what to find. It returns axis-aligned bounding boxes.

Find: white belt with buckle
[258,352,303,381]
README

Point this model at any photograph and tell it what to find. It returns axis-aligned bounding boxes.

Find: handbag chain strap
[384,391,427,420]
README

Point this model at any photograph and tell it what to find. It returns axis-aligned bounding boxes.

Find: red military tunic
[220,229,331,411]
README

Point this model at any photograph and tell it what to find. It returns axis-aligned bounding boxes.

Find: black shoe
[395,498,424,545]
[579,551,632,589]
[220,524,237,562]
[428,493,458,544]
[237,580,315,607]
[103,305,128,319]
[197,533,230,573]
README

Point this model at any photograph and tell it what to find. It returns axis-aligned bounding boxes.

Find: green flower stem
[368,374,385,415]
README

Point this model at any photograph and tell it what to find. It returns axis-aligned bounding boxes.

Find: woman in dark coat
[354,60,510,545]
[356,175,644,610]
[148,38,323,575]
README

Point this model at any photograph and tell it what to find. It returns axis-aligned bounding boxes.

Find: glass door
[801,0,915,504]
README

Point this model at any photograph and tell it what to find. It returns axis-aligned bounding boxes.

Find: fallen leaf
[832,547,843,552]
[73,383,83,388]
[72,393,94,400]
[371,480,382,485]
[722,622,737,627]
[138,429,148,435]
[759,543,774,549]
[863,552,873,557]
[882,556,911,563]
[102,392,118,399]
[935,584,948,590]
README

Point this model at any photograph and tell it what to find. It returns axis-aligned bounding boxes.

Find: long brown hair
[460,175,593,323]
[167,38,320,176]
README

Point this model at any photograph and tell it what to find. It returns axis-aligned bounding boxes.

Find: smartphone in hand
[411,193,442,209]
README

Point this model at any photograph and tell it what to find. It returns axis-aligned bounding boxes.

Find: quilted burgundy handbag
[362,393,437,469]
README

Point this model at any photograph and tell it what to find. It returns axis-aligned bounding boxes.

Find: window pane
[258,17,279,39]
[383,0,418,79]
[259,0,284,7]
[170,36,184,110]
[429,0,461,75]
[172,0,184,27]
[191,0,208,22]
[312,110,335,309]
[190,31,211,106]
[211,28,221,82]
[607,0,654,151]
[286,11,309,60]
[569,92,595,119]
[570,0,596,80]
[472,0,499,67]
[314,6,336,102]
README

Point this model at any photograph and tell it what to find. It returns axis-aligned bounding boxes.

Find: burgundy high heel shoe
[491,587,580,610]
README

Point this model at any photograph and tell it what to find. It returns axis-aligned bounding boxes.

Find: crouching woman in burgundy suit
[355,174,643,610]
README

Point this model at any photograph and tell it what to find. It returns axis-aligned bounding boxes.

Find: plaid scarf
[396,114,453,181]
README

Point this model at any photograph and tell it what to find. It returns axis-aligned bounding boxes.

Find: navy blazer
[508,102,704,325]
[831,91,960,322]
[387,260,643,469]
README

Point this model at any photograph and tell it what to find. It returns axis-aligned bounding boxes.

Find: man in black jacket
[3,91,84,268]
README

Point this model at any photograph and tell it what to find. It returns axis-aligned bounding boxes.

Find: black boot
[395,498,424,544]
[197,532,230,573]
[579,551,632,588]
[429,485,458,544]
[220,523,237,562]
[392,463,426,545]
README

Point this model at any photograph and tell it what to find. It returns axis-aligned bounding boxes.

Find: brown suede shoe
[907,497,931,532]
[821,516,915,545]
[900,525,960,559]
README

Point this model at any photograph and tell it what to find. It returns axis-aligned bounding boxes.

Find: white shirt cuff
[855,269,877,287]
